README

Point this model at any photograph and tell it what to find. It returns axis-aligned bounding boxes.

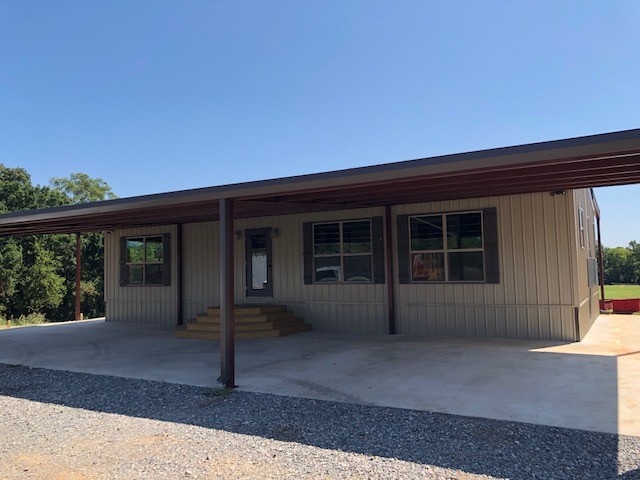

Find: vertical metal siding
[231,208,388,333]
[105,192,585,341]
[104,225,178,325]
[394,193,577,341]
[571,189,600,339]
[176,208,387,333]
[181,221,218,322]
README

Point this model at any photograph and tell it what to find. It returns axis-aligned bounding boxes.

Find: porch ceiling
[1,128,640,235]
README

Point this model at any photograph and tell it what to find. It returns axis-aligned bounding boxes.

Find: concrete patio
[0,315,638,436]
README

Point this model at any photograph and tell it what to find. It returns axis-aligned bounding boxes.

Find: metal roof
[1,128,640,235]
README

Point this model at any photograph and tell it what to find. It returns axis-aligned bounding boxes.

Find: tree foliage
[0,164,116,321]
[50,173,117,204]
[601,242,640,285]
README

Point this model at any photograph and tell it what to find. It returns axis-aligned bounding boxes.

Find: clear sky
[1,1,639,247]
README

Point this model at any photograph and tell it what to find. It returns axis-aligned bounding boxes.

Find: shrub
[1,312,47,328]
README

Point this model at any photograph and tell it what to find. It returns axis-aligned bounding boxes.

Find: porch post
[75,232,82,321]
[385,205,396,334]
[218,198,236,388]
[176,223,183,326]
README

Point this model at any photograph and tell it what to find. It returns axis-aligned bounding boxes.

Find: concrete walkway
[0,315,638,436]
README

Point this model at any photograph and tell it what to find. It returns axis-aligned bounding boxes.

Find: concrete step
[205,305,288,317]
[195,311,295,324]
[185,318,304,332]
[174,323,311,340]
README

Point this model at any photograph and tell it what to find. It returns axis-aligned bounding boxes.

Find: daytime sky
[1,1,638,246]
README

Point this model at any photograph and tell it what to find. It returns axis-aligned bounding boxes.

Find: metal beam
[176,224,183,326]
[75,233,81,321]
[263,163,640,206]
[5,166,640,237]
[296,176,640,209]
[385,206,396,334]
[2,147,640,236]
[250,155,640,204]
[218,198,236,388]
[1,130,639,235]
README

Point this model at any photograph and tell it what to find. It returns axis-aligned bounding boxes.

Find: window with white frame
[125,236,165,285]
[409,211,485,282]
[312,220,372,282]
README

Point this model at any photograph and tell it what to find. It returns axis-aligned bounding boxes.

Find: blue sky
[1,1,639,247]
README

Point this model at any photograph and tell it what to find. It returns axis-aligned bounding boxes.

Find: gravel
[0,364,638,479]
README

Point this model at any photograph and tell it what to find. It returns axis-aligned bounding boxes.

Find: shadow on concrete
[0,364,634,479]
[0,320,629,437]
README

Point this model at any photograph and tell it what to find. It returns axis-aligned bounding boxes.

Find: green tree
[15,240,65,313]
[0,164,116,321]
[0,164,71,318]
[50,173,116,204]
[0,241,22,315]
[627,241,640,284]
[50,173,117,319]
[0,166,65,213]
[602,244,640,285]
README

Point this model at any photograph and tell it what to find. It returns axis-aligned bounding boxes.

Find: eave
[1,128,639,235]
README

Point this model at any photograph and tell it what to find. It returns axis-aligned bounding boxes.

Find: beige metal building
[1,128,639,385]
[104,189,598,342]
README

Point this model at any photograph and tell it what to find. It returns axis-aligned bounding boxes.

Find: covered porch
[1,128,640,388]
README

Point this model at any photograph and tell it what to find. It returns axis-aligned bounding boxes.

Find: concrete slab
[0,315,637,436]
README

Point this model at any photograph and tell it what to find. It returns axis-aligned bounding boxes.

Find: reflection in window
[125,236,165,286]
[410,216,443,251]
[446,213,483,249]
[314,223,340,255]
[448,251,484,282]
[313,220,372,283]
[315,256,341,282]
[409,212,485,282]
[250,233,268,290]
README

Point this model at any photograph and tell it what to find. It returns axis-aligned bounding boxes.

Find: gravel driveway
[0,364,638,479]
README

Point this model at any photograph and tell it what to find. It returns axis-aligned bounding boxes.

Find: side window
[121,235,170,286]
[409,211,484,282]
[313,220,373,283]
[578,208,585,249]
[409,215,444,281]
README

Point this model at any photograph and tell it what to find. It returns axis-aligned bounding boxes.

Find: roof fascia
[0,128,638,227]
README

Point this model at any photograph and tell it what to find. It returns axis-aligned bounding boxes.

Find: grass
[603,285,640,300]
[0,313,48,329]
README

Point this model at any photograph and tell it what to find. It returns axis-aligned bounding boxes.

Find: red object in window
[611,299,640,314]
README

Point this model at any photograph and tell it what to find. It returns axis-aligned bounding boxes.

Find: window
[409,211,485,282]
[578,207,585,249]
[313,220,373,282]
[124,235,166,286]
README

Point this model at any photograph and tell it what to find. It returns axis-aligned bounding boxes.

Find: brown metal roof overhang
[1,128,640,235]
